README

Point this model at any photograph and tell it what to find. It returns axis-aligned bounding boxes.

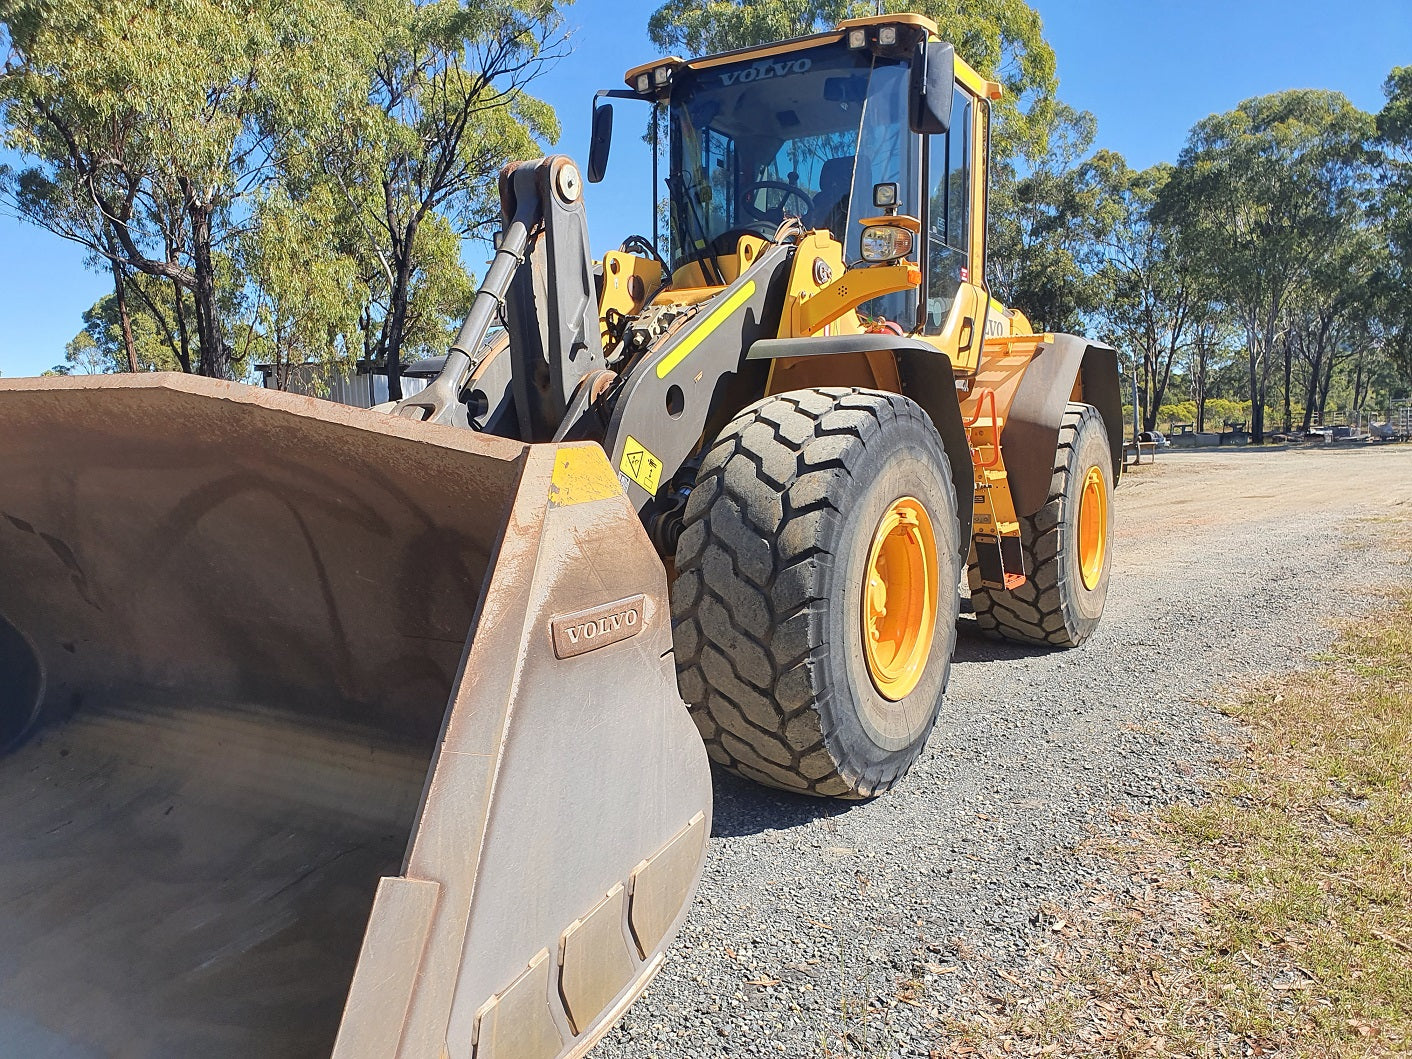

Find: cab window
[923,87,974,334]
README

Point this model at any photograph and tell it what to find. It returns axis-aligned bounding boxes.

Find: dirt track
[597,444,1412,1057]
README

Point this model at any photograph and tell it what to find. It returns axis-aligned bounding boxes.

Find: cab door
[919,83,987,372]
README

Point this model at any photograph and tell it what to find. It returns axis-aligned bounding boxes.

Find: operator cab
[602,15,999,345]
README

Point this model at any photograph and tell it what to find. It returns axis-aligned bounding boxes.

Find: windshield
[667,43,920,279]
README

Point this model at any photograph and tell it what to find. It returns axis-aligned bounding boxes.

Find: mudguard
[747,334,975,555]
[1000,335,1124,517]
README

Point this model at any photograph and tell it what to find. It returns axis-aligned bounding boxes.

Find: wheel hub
[1077,465,1107,591]
[862,497,938,702]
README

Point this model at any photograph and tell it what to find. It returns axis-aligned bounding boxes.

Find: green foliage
[988,104,1100,332]
[1374,67,1412,387]
[1,0,380,377]
[645,0,1057,161]
[1376,66,1412,148]
[237,184,362,378]
[1082,155,1200,428]
[1160,89,1379,438]
[2,0,564,385]
[63,283,186,374]
[1155,398,1251,431]
[284,0,563,393]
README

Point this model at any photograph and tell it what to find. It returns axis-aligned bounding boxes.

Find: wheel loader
[0,12,1122,1059]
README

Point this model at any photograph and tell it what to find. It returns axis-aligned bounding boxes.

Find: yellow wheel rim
[1077,465,1107,591]
[862,497,939,702]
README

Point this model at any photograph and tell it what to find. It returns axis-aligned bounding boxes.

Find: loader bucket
[0,373,711,1059]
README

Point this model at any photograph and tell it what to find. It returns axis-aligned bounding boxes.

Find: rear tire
[969,401,1112,648]
[671,387,960,799]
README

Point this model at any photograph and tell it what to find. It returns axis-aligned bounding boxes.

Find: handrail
[965,387,1000,468]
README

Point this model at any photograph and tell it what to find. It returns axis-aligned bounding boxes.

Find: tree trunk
[383,217,421,402]
[173,282,193,373]
[1142,349,1158,433]
[187,201,229,379]
[1300,353,1320,432]
[1281,334,1292,435]
[1148,332,1179,433]
[1246,322,1263,442]
[1318,348,1336,422]
[112,261,139,373]
[1193,335,1208,434]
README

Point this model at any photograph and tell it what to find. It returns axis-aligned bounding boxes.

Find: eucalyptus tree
[324,0,564,398]
[1160,90,1376,441]
[1084,154,1201,431]
[236,183,364,387]
[63,281,186,374]
[1374,66,1412,388]
[1184,302,1238,433]
[1287,223,1381,430]
[987,104,1103,333]
[1,0,375,378]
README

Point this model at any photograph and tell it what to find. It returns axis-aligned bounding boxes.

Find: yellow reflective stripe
[655,280,756,379]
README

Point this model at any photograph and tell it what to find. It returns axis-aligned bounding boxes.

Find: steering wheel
[739,180,814,223]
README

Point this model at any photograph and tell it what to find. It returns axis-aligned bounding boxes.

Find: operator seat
[806,155,870,244]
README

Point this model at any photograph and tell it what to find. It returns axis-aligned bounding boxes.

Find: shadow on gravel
[708,767,852,838]
[951,614,1055,662]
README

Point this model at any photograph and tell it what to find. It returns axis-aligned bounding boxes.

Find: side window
[924,87,973,335]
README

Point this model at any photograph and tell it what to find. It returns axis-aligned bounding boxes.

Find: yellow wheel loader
[0,13,1121,1058]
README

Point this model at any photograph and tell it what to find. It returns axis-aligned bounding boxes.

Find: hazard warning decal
[619,435,663,494]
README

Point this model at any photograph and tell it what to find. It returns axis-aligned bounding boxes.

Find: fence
[254,362,428,409]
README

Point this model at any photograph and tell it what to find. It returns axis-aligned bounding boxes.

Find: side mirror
[908,41,955,135]
[588,101,614,184]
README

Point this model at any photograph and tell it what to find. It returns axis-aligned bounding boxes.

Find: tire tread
[968,402,1108,648]
[672,387,950,798]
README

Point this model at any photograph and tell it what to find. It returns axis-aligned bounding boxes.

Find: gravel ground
[595,443,1412,1058]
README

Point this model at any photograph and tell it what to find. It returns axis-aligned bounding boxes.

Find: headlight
[847,28,867,49]
[878,25,897,46]
[860,225,914,263]
[654,65,672,86]
[636,73,651,93]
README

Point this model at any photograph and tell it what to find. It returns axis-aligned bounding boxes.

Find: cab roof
[622,13,999,100]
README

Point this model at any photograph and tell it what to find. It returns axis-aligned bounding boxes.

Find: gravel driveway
[596,444,1412,1057]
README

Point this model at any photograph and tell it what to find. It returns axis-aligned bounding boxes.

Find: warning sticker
[619,435,663,494]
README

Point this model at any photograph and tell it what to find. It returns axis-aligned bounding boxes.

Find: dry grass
[926,590,1412,1058]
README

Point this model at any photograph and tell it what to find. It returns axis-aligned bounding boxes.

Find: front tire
[969,402,1113,647]
[671,387,961,799]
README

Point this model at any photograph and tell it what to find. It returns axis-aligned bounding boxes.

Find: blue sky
[2,0,1409,378]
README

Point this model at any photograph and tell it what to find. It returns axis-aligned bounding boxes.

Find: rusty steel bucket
[0,373,711,1059]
